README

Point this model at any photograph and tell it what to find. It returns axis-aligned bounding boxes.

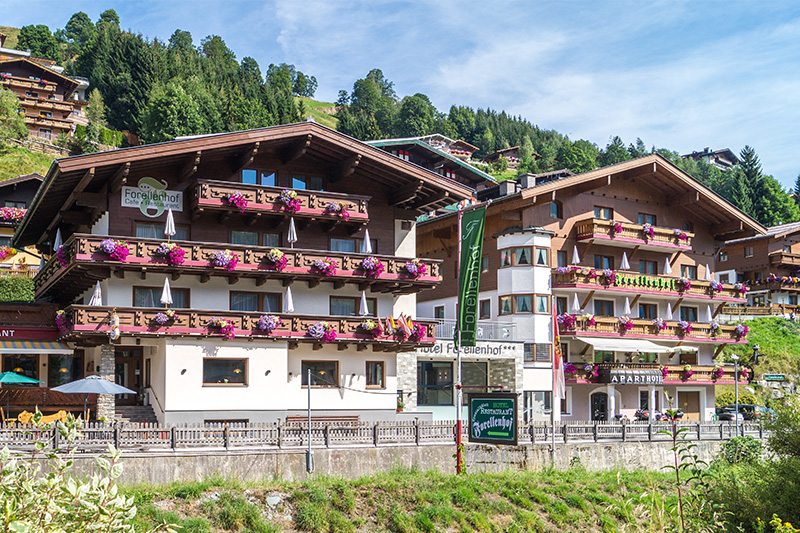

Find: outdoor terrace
[36,234,442,300]
[769,251,800,269]
[575,218,693,252]
[0,75,57,92]
[59,305,436,351]
[558,315,748,344]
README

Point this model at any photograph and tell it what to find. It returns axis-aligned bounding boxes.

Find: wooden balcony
[191,179,370,229]
[59,305,436,351]
[19,97,73,112]
[769,251,800,269]
[36,234,442,300]
[558,315,747,344]
[575,218,693,251]
[552,267,746,302]
[566,363,740,384]
[23,115,71,130]
[0,76,57,92]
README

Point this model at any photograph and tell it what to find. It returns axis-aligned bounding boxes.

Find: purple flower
[256,314,283,333]
[361,256,384,278]
[99,239,129,261]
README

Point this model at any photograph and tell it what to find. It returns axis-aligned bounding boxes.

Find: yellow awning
[0,340,72,354]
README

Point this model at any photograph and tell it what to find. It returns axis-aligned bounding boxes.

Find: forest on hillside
[9,11,800,226]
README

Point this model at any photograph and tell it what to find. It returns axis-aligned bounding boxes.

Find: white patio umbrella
[706,305,713,322]
[665,303,673,320]
[53,228,63,251]
[51,375,136,420]
[570,293,581,313]
[620,252,631,270]
[623,297,631,316]
[88,280,102,306]
[705,264,713,281]
[571,245,580,265]
[663,259,673,275]
[160,277,172,306]
[164,209,176,240]
[359,291,370,316]
[283,285,294,313]
[288,217,298,249]
[360,229,372,254]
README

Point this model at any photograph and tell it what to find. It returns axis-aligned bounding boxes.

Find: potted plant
[397,398,405,412]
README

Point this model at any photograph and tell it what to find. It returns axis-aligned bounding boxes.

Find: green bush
[765,395,800,459]
[0,276,34,302]
[720,436,763,464]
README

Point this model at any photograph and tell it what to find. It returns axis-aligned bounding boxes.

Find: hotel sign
[600,368,663,385]
[122,177,183,217]
[468,393,517,445]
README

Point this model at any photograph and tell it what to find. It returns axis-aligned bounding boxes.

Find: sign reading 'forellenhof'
[122,177,183,218]
[468,393,517,446]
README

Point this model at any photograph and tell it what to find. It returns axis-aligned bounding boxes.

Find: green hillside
[297,97,338,129]
[0,26,20,49]
[0,143,55,182]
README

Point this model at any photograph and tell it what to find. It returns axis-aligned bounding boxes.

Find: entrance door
[591,392,608,421]
[114,348,142,406]
[678,391,701,421]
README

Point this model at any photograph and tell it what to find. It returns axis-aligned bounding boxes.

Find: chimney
[498,180,517,196]
[518,174,535,189]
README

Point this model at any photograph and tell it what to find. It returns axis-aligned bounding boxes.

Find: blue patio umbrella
[52,375,136,420]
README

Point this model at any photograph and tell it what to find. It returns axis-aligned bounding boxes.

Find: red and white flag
[553,301,566,400]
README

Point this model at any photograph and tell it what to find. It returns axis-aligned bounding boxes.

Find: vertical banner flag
[457,207,487,347]
[553,301,566,399]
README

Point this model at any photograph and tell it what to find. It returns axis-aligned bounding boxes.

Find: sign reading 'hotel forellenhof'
[468,393,517,446]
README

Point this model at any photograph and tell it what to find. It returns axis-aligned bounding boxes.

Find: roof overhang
[0,58,79,93]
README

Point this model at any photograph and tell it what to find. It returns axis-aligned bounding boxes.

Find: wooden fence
[0,420,764,453]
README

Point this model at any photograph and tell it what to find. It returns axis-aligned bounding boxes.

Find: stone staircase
[115,405,158,425]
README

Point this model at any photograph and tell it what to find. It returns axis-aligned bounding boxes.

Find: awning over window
[575,337,697,354]
[0,341,72,354]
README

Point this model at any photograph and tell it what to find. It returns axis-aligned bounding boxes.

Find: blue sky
[6,1,800,186]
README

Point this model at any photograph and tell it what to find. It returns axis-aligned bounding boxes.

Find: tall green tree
[598,136,630,167]
[17,25,61,62]
[0,89,27,142]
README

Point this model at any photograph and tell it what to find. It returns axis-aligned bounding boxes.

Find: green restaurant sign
[468,393,517,446]
[764,374,786,382]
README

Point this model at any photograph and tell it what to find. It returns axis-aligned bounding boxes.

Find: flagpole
[456,207,463,474]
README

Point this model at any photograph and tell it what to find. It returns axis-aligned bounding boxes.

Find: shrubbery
[0,276,34,302]
[720,436,763,464]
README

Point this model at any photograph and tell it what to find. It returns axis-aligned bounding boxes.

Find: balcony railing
[191,179,370,226]
[575,218,693,251]
[769,251,800,268]
[558,315,748,343]
[433,319,517,341]
[37,234,441,300]
[552,267,746,302]
[59,305,436,349]
[23,116,71,129]
[18,97,73,112]
[0,76,57,92]
[565,363,740,384]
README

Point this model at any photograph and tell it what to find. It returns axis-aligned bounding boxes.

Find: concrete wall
[62,440,729,484]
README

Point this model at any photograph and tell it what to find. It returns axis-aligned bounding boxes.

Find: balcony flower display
[99,239,130,262]
[154,242,186,266]
[324,201,350,221]
[55,310,71,333]
[677,320,692,335]
[682,364,694,381]
[256,314,283,334]
[210,250,239,271]
[733,282,747,295]
[0,246,16,260]
[554,266,572,274]
[674,229,688,241]
[312,257,337,277]
[676,277,692,292]
[0,207,26,223]
[404,259,428,277]
[585,314,596,327]
[712,366,724,380]
[308,321,337,343]
[56,245,70,267]
[708,280,722,294]
[557,313,577,330]
[739,367,749,380]
[225,192,248,213]
[610,221,623,235]
[360,256,385,278]
[563,362,578,375]
[265,249,288,271]
[652,318,667,332]
[208,317,235,340]
[660,366,669,379]
[600,269,616,285]
[642,223,655,240]
[583,363,599,378]
[709,322,720,336]
[278,189,302,213]
[408,322,427,342]
[735,324,749,339]
[360,319,382,337]
[618,317,633,333]
[153,309,177,326]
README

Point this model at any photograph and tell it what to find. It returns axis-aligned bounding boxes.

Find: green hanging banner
[457,206,486,348]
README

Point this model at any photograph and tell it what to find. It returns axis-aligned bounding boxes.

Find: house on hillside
[416,155,762,423]
[483,146,529,169]
[681,148,739,170]
[0,173,43,275]
[13,121,475,424]
[0,58,89,141]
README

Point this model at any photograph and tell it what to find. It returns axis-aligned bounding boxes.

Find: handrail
[575,218,693,249]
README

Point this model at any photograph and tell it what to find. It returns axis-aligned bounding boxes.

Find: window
[145,359,151,388]
[3,355,37,381]
[49,354,85,387]
[719,274,730,283]
[535,295,549,314]
[515,295,532,313]
[230,292,259,312]
[791,295,798,306]
[719,251,728,262]
[638,213,656,225]
[524,391,552,421]
[556,296,568,315]
[366,361,384,388]
[26,92,39,98]
[136,222,189,241]
[784,245,792,253]
[514,247,531,265]
[302,360,339,386]
[594,300,614,316]
[0,236,10,247]
[637,352,657,363]
[330,296,376,316]
[682,221,694,232]
[594,351,614,363]
[263,233,281,247]
[640,391,649,410]
[557,251,567,268]
[263,293,281,313]
[500,250,512,267]
[680,306,698,322]
[4,201,25,208]
[534,247,548,266]
[499,296,512,315]
[480,256,489,273]
[594,255,614,270]
[417,361,453,405]
[639,303,657,319]
[434,306,445,319]
[479,299,491,319]
[292,175,324,191]
[639,260,657,275]
[744,246,754,258]
[241,169,276,186]
[133,287,189,308]
[594,206,613,220]
[330,237,376,253]
[681,265,697,279]
[535,344,551,362]
[231,230,258,246]
[203,358,247,385]
[549,201,562,218]
[560,388,572,415]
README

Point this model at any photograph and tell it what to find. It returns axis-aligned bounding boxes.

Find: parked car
[725,404,774,421]
[717,406,744,422]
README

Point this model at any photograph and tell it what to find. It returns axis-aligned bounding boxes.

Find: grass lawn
[126,467,680,532]
[0,143,56,182]
[0,27,20,49]
[296,97,338,129]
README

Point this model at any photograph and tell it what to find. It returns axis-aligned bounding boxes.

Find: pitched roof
[0,58,79,93]
[725,221,800,245]
[0,173,44,187]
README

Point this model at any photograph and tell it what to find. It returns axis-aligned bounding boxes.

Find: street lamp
[731,354,740,436]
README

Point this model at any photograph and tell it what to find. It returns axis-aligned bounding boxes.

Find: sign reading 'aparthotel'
[468,393,517,445]
[122,177,183,217]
